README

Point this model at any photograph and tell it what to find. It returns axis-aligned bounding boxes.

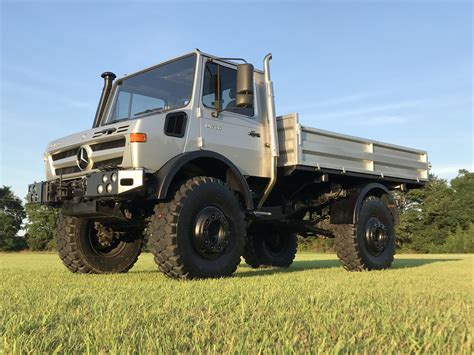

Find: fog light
[106,184,113,193]
[97,185,104,194]
[111,173,117,183]
[102,174,108,183]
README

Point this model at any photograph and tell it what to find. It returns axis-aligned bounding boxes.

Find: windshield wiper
[134,107,164,117]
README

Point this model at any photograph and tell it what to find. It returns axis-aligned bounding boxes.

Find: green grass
[1,252,472,353]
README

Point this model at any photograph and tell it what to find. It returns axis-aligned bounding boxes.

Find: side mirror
[236,64,254,108]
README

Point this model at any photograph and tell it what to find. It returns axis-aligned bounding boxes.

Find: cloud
[313,100,424,120]
[278,91,388,114]
[2,79,94,110]
[359,115,408,125]
[430,164,473,181]
[4,65,64,87]
[303,92,383,109]
[63,98,95,109]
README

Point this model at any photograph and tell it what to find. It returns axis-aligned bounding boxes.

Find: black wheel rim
[193,206,231,260]
[364,217,390,257]
[87,222,125,257]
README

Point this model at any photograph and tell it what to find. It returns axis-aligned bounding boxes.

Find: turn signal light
[130,133,147,143]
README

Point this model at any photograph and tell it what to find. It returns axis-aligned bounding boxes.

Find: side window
[202,62,254,117]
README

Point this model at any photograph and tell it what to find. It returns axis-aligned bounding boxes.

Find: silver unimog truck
[27,50,428,279]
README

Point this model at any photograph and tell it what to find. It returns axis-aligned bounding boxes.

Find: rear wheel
[334,196,395,271]
[243,224,297,268]
[57,215,143,273]
[147,177,245,279]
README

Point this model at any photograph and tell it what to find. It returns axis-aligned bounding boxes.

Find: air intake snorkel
[92,71,117,128]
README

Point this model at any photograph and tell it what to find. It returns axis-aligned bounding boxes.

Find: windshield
[105,54,196,124]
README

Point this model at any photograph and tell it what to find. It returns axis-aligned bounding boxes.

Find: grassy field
[1,252,472,353]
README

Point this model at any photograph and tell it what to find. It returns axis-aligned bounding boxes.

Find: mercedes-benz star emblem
[76,147,90,170]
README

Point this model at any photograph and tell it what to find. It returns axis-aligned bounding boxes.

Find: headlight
[102,174,108,183]
[106,184,113,193]
[97,185,104,194]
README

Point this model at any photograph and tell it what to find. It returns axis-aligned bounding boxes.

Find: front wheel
[334,196,396,271]
[147,177,246,279]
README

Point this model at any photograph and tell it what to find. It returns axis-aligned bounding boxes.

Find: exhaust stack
[257,53,279,209]
[92,71,116,128]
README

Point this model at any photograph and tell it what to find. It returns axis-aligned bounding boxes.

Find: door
[199,59,265,177]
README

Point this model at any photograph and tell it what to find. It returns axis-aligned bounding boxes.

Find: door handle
[248,131,261,138]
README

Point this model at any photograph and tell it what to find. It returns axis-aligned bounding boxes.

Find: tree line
[1,170,473,253]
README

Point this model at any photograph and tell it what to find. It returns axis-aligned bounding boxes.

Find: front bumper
[27,169,145,205]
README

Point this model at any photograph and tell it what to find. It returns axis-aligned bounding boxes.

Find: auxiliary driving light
[97,185,104,194]
[106,184,113,193]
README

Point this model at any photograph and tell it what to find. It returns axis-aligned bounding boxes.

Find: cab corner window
[202,62,254,117]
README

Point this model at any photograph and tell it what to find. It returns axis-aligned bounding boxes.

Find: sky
[1,0,472,199]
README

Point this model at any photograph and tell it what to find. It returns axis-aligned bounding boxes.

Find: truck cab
[42,51,270,184]
[27,50,428,279]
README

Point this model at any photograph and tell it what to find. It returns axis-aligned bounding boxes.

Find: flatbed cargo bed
[277,113,428,183]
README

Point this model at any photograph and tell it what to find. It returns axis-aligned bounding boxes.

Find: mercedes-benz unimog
[27,50,428,279]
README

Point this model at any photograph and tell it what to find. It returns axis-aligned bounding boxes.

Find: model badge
[76,147,90,170]
[205,124,222,131]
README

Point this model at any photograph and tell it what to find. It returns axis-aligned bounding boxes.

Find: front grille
[91,138,126,151]
[92,158,123,170]
[55,157,122,176]
[52,138,126,161]
[55,166,81,175]
[51,137,126,177]
[52,148,77,161]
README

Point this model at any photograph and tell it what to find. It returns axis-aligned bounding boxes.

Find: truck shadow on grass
[392,258,461,268]
[236,257,461,278]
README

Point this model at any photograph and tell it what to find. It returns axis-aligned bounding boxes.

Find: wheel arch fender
[152,150,254,209]
[330,182,399,225]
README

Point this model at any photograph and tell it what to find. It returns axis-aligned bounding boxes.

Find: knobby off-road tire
[57,215,143,273]
[243,224,297,268]
[334,196,396,271]
[147,177,246,279]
